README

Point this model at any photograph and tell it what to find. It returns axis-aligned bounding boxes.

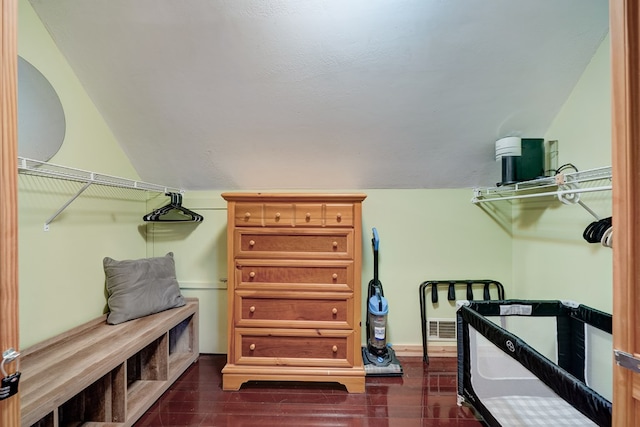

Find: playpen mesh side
[457,300,611,427]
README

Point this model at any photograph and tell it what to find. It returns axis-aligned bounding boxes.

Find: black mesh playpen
[457,300,612,427]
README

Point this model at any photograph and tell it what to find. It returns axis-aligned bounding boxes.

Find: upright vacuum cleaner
[362,228,403,377]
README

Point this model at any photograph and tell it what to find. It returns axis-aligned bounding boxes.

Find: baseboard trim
[391,344,457,358]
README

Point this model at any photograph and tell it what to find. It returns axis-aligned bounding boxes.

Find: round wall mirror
[18,56,66,161]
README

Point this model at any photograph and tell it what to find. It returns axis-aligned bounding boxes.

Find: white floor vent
[428,318,457,341]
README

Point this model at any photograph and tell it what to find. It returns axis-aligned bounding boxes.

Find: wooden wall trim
[611,0,640,425]
[0,0,19,424]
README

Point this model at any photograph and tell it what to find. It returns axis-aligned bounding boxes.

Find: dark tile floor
[134,354,486,426]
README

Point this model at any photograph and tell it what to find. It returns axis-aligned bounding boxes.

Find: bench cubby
[20,298,199,427]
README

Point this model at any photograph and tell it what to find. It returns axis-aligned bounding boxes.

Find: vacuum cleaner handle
[372,228,380,285]
[372,228,380,251]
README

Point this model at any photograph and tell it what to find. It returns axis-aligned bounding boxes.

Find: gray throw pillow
[104,252,185,324]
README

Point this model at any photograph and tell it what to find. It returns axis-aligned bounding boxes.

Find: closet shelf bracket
[44,181,92,231]
[17,157,184,231]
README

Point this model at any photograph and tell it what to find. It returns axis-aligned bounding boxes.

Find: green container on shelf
[517,138,545,181]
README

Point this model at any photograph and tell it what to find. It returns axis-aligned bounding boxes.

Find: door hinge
[614,350,640,373]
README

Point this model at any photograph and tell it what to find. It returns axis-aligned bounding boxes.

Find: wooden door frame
[611,0,640,425]
[0,0,19,425]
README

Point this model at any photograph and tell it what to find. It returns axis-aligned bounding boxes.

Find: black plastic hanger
[143,192,204,222]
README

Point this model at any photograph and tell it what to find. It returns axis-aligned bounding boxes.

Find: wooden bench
[20,298,199,427]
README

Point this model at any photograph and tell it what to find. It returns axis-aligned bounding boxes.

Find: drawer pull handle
[332,345,338,353]
[336,213,342,219]
[275,212,281,219]
[332,241,338,248]
[332,273,338,280]
[249,240,255,247]
[250,344,256,351]
[332,308,338,315]
[305,212,311,220]
[249,271,256,278]
[249,306,256,313]
[244,212,251,219]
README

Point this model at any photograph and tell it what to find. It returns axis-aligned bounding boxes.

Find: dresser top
[221,192,367,202]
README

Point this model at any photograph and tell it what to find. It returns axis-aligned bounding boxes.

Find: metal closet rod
[17,156,184,231]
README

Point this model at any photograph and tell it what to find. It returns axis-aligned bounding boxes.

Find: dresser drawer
[264,203,294,226]
[234,203,264,226]
[234,259,353,291]
[293,204,324,226]
[233,202,355,227]
[235,291,353,329]
[234,229,353,259]
[234,202,298,227]
[325,203,354,227]
[234,329,355,368]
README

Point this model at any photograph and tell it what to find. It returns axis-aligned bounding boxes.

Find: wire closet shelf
[18,156,184,231]
[18,156,183,193]
[471,166,612,204]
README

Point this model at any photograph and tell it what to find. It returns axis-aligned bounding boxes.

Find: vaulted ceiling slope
[29,0,609,190]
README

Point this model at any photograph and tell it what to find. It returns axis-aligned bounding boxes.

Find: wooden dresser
[221,193,366,393]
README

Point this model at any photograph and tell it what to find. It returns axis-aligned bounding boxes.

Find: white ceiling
[29,0,609,191]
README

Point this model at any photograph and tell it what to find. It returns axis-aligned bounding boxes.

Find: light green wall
[18,0,149,348]
[513,34,612,311]
[511,34,612,400]
[360,189,512,347]
[144,193,229,354]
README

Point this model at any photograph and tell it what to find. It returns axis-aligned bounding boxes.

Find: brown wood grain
[611,0,640,425]
[20,299,198,426]
[0,0,19,425]
[222,194,366,392]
